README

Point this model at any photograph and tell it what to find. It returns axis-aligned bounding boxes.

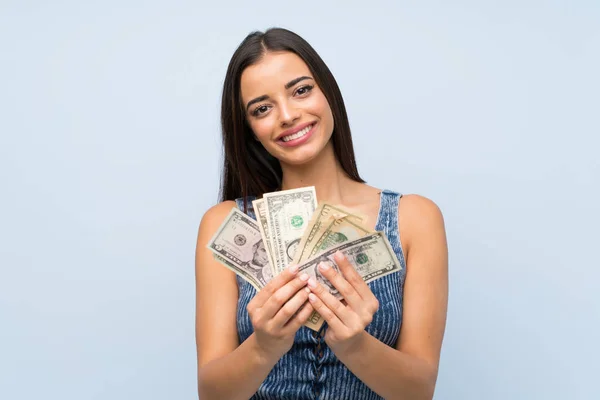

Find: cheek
[312,97,334,134]
[249,119,274,143]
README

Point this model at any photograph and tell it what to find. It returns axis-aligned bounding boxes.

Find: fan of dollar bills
[206,186,402,331]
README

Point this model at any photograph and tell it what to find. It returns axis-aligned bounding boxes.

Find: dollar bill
[307,217,372,259]
[252,198,277,276]
[264,187,317,274]
[293,203,371,329]
[299,231,401,331]
[206,208,273,289]
[212,253,261,291]
[293,203,369,264]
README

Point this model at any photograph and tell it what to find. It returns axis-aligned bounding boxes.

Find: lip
[275,121,317,141]
[277,122,317,148]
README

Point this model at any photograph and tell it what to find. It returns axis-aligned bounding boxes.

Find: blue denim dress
[235,190,407,400]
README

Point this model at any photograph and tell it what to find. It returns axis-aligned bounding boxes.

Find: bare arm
[195,202,271,399]
[307,195,449,399]
[195,201,313,399]
[197,334,279,400]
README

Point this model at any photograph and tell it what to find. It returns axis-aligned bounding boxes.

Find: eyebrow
[245,76,313,111]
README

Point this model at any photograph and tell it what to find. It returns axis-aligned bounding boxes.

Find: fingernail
[299,273,309,281]
[308,293,317,302]
[334,251,344,262]
[318,262,330,271]
[304,287,311,293]
[289,264,298,274]
[308,277,318,288]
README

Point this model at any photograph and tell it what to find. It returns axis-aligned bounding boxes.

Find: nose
[279,100,300,127]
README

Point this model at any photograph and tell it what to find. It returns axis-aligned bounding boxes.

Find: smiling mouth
[280,123,315,142]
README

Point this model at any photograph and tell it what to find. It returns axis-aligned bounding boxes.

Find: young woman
[195,27,448,400]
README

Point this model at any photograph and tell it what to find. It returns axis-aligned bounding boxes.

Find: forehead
[240,51,312,98]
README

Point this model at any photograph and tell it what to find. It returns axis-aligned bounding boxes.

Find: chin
[278,148,322,166]
[273,138,332,166]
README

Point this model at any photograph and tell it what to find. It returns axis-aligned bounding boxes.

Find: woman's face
[240,51,335,166]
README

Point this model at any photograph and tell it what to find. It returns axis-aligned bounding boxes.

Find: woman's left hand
[307,251,379,356]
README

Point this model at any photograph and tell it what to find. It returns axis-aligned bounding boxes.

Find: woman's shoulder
[398,194,442,215]
[358,184,442,222]
[398,194,446,250]
[199,200,238,232]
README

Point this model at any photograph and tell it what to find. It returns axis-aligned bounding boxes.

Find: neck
[279,142,356,204]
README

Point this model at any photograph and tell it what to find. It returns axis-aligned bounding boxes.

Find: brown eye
[252,105,270,116]
[295,85,314,96]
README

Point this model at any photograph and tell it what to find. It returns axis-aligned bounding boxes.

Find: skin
[195,50,448,400]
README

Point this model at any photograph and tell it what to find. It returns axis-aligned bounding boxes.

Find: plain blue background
[1,1,598,399]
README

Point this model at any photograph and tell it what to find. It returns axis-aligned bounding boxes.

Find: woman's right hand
[247,264,313,361]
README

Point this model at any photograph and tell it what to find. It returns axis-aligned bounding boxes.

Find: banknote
[293,203,371,264]
[252,198,277,276]
[293,203,371,329]
[206,194,398,332]
[299,231,401,331]
[292,203,365,265]
[212,253,261,291]
[264,187,317,274]
[307,216,372,260]
[206,208,273,289]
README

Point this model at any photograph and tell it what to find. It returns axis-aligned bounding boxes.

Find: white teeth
[281,124,313,142]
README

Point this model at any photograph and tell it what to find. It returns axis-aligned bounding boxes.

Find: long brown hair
[219,27,364,203]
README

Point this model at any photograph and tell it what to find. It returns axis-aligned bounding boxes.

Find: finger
[249,264,299,309]
[260,272,310,319]
[271,286,310,328]
[307,291,345,332]
[317,260,362,309]
[307,276,353,325]
[282,295,314,334]
[333,251,372,301]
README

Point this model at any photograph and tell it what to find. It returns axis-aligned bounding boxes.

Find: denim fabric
[234,190,406,399]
